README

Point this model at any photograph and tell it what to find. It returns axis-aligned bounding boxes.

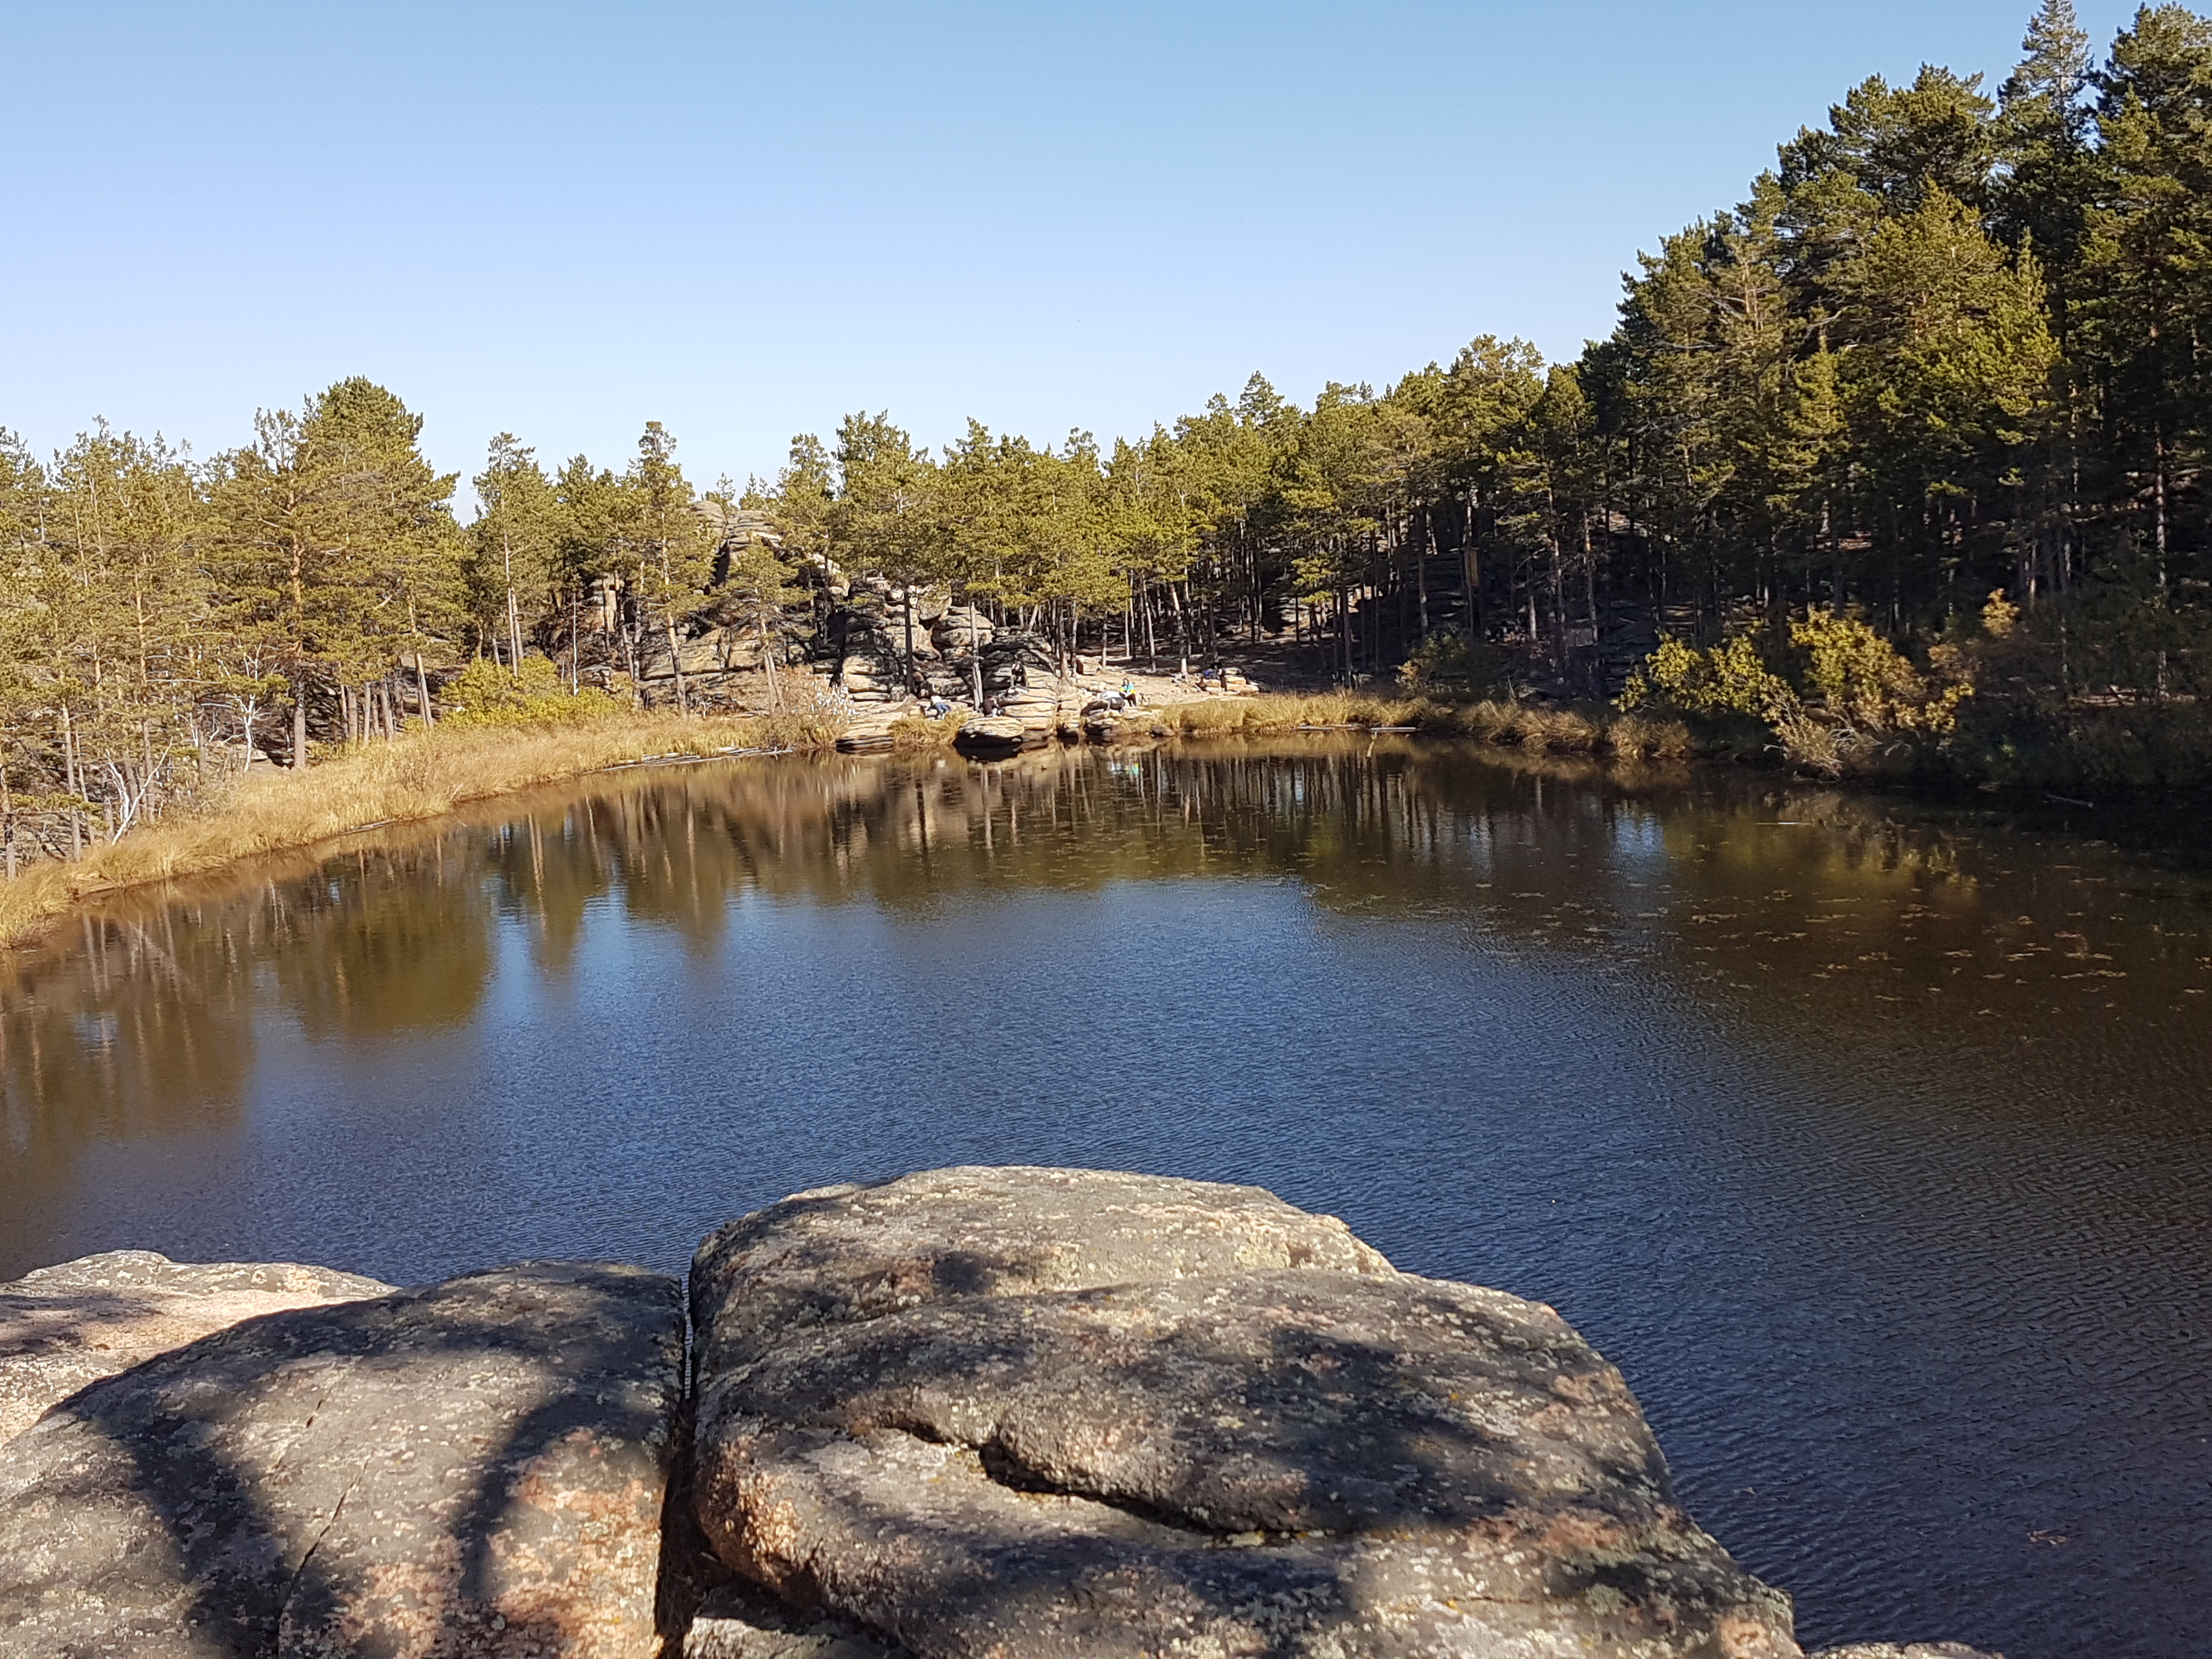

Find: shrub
[888,707,971,748]
[437,658,628,730]
[1397,634,1511,695]
[1622,608,1974,775]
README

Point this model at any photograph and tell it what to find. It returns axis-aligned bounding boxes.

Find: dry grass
[0,707,839,950]
[886,707,973,749]
[1158,693,1690,758]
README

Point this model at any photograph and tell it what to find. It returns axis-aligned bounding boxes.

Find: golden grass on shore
[0,708,834,950]
[1155,692,1691,757]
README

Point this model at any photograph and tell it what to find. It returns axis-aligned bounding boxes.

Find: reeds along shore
[0,709,837,950]
[1153,692,1694,758]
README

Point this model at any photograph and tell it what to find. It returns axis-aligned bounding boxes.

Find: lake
[2,737,2207,1658]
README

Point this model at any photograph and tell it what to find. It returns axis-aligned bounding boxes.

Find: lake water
[2,738,2208,1658]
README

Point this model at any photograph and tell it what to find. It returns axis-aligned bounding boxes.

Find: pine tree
[206,379,460,766]
[469,435,564,675]
[830,413,945,688]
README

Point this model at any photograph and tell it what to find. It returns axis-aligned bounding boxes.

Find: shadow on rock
[0,1261,684,1659]
[688,1167,1802,1658]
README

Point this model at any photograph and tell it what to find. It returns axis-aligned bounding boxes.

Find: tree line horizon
[5,0,2211,862]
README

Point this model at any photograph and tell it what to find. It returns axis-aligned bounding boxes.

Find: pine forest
[7,1,2212,872]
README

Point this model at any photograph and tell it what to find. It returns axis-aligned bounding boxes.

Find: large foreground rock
[0,1249,393,1448]
[690,1167,1803,1658]
[0,1261,685,1659]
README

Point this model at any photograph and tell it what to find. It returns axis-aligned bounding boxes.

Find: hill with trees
[5,1,2211,876]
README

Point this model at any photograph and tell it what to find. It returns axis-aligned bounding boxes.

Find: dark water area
[3,738,2209,1658]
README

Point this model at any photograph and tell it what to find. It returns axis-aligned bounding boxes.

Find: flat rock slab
[0,1261,684,1659]
[0,1250,394,1447]
[691,1167,1802,1658]
[682,1583,903,1659]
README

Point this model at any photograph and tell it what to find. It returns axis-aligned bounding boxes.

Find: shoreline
[0,709,835,952]
[8,685,2199,954]
[2,685,1691,955]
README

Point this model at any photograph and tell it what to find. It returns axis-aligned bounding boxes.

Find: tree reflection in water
[2,738,2209,1659]
[7,741,2211,1222]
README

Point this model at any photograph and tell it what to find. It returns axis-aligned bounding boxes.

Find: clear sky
[0,1,2143,495]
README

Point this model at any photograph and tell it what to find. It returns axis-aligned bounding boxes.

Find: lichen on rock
[0,1260,685,1659]
[0,1248,393,1448]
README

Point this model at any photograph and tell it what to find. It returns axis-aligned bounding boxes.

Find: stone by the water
[951,714,1026,754]
[0,1261,684,1659]
[0,1177,2004,1658]
[690,1167,1803,1658]
[0,1249,393,1448]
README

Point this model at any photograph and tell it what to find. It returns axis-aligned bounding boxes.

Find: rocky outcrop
[681,1582,901,1658]
[636,623,815,691]
[689,1167,1801,1658]
[997,679,1064,734]
[0,1262,684,1659]
[0,1250,392,1448]
[950,714,1026,757]
[0,1175,2004,1659]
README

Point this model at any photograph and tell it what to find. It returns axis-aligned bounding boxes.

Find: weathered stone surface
[951,715,1025,755]
[691,1167,1801,1658]
[930,608,992,652]
[0,1250,392,1448]
[0,1261,684,1659]
[1808,1647,2003,1658]
[692,1167,1392,1359]
[683,1583,905,1659]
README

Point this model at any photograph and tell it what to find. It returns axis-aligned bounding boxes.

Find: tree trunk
[901,581,918,695]
[664,613,691,714]
[1463,488,1482,640]
[758,612,785,711]
[62,706,82,857]
[291,689,309,771]
[1418,516,1432,641]
[503,532,525,676]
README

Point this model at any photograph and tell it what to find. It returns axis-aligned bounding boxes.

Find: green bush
[1622,608,1976,776]
[437,658,627,729]
[1397,633,1511,694]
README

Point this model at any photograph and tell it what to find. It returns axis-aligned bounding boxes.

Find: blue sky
[0,1,2142,495]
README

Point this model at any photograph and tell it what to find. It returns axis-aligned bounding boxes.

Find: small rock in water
[952,714,1026,754]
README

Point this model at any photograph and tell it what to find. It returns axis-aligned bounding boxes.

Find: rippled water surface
[3,738,2208,1657]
